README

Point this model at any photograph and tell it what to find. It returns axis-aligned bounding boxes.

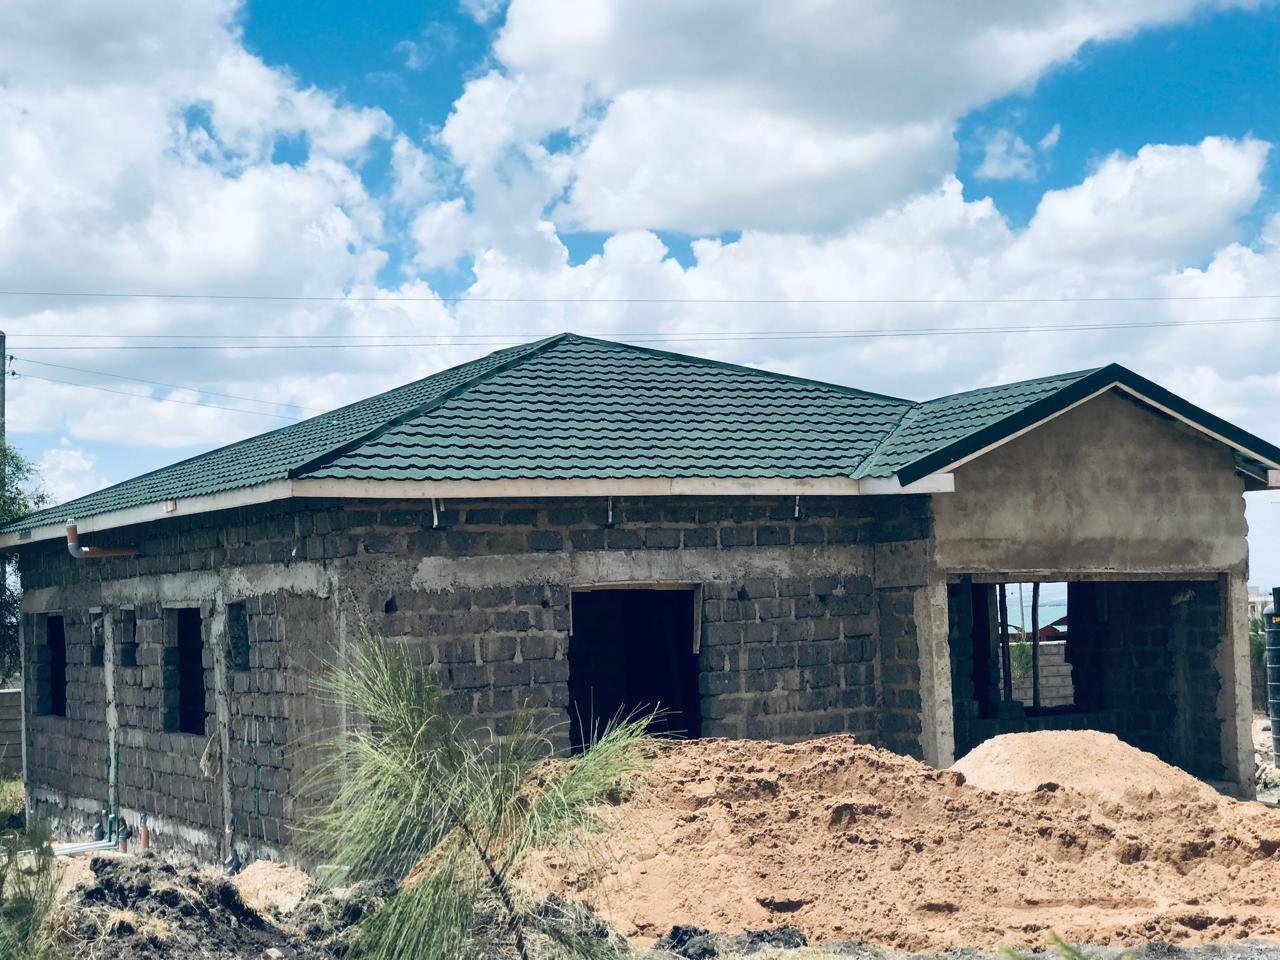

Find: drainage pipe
[65,521,139,559]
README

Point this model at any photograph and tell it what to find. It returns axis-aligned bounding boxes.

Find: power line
[3,313,1280,350]
[13,372,304,421]
[2,289,1280,305]
[8,357,325,413]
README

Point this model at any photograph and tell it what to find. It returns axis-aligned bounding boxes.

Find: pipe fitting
[66,521,140,560]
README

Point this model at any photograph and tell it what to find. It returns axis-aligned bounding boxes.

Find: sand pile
[535,733,1280,951]
[953,731,1218,803]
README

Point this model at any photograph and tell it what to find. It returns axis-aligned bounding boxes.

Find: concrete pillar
[1218,571,1255,798]
[102,610,119,818]
[209,598,234,857]
[914,578,954,768]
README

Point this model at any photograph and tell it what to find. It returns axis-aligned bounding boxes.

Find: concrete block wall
[1010,640,1074,707]
[0,689,20,777]
[22,610,113,837]
[16,492,934,857]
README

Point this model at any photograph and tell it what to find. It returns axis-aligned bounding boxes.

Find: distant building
[1251,587,1274,620]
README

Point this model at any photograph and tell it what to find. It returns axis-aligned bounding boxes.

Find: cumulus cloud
[433,0,1256,237]
[0,0,437,451]
[449,136,1280,443]
[35,443,111,507]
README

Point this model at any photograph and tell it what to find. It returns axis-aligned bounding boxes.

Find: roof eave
[0,473,956,549]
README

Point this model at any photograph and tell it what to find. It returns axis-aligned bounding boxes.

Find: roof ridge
[917,366,1105,406]
[287,333,571,479]
[554,333,914,405]
[851,400,926,479]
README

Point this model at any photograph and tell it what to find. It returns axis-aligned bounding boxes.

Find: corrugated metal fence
[0,689,20,777]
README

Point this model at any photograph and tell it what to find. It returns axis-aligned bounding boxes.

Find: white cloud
[975,129,1037,181]
[35,443,111,507]
[411,199,475,270]
[460,0,505,24]
[433,0,1256,236]
[1011,137,1268,271]
[0,0,423,451]
[449,136,1280,442]
[1039,123,1063,151]
[390,135,441,207]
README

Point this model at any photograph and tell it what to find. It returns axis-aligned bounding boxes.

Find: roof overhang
[0,472,955,549]
[894,366,1280,487]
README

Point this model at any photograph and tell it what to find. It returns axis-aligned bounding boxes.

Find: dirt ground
[37,727,1280,957]
[533,732,1280,952]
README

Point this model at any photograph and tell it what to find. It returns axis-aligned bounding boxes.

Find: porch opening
[948,577,1226,783]
[568,587,700,752]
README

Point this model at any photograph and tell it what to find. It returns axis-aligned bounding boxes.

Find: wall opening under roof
[568,587,700,753]
[948,576,1226,783]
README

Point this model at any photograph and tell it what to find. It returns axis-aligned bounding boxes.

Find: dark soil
[53,853,373,960]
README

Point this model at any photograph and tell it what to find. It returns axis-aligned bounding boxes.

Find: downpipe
[65,521,139,559]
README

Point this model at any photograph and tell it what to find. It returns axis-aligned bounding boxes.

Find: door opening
[568,588,700,751]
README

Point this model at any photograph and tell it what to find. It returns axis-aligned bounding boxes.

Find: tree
[0,444,47,682]
[303,630,653,960]
[1253,612,1268,676]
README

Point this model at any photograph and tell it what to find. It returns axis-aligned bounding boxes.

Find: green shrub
[302,630,654,960]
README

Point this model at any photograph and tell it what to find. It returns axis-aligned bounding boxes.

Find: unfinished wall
[16,492,934,859]
[934,389,1252,793]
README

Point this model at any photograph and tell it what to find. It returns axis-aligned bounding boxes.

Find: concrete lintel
[953,570,1229,584]
[411,544,873,593]
[20,562,335,614]
[1269,469,1280,488]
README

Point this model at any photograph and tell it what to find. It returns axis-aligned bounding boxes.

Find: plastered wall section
[932,389,1253,793]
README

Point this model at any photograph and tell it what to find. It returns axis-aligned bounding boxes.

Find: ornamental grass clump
[302,632,653,960]
[0,822,63,960]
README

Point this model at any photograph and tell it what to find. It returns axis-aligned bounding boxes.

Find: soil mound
[534,734,1280,951]
[55,852,293,960]
[952,731,1217,803]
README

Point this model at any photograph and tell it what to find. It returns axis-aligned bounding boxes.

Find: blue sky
[2,1,1280,586]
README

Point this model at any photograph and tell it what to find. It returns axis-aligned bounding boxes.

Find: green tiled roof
[8,334,1280,534]
[303,335,912,481]
[855,369,1099,479]
[4,337,553,531]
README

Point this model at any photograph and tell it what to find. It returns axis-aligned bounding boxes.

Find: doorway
[568,588,700,751]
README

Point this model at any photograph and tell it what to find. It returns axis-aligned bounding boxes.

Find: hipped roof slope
[7,333,1279,536]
